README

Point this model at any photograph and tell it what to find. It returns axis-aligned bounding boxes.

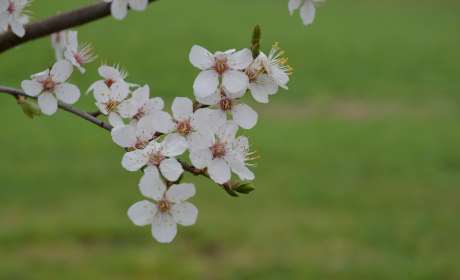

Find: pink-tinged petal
[37,92,58,115]
[127,200,157,226]
[300,0,316,26]
[189,45,215,70]
[66,31,78,53]
[222,70,248,94]
[171,202,198,226]
[195,89,220,105]
[136,115,156,140]
[93,82,110,103]
[121,150,148,171]
[50,60,73,83]
[233,166,255,180]
[249,83,269,103]
[139,170,166,201]
[227,48,253,70]
[98,65,120,80]
[10,15,25,37]
[21,80,42,96]
[128,0,148,11]
[161,133,188,157]
[189,147,213,168]
[131,85,149,105]
[232,104,258,129]
[166,183,196,203]
[108,112,124,127]
[151,111,176,134]
[117,99,138,118]
[289,0,303,14]
[151,213,177,243]
[30,69,49,82]
[111,0,128,20]
[159,158,183,181]
[208,158,231,184]
[111,125,136,148]
[193,70,219,98]
[143,97,165,115]
[172,97,193,121]
[54,83,80,104]
[109,81,130,101]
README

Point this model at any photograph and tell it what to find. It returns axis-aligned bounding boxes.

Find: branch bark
[0,0,158,53]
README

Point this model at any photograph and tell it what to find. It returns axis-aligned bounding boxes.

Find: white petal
[300,0,316,26]
[150,111,176,134]
[50,60,73,83]
[151,213,177,243]
[191,107,216,128]
[117,99,138,118]
[98,65,120,80]
[0,1,8,12]
[111,125,136,148]
[172,97,193,121]
[21,80,42,96]
[161,133,188,157]
[166,183,196,203]
[127,200,157,226]
[227,48,253,70]
[108,111,125,127]
[193,70,219,98]
[111,0,128,20]
[233,166,255,180]
[86,80,104,95]
[208,158,231,184]
[143,97,165,115]
[131,85,149,105]
[189,45,215,70]
[159,158,183,181]
[222,70,248,94]
[187,125,215,149]
[232,104,258,129]
[171,202,198,226]
[189,147,213,169]
[110,81,130,101]
[136,114,156,140]
[121,150,149,171]
[93,83,110,103]
[225,150,245,172]
[195,89,220,105]
[139,170,166,201]
[37,92,58,115]
[249,83,269,103]
[128,0,148,11]
[30,69,49,82]
[216,120,238,143]
[270,68,289,90]
[224,86,246,99]
[66,31,78,53]
[54,83,80,104]
[289,0,303,14]
[10,15,25,37]
[0,12,9,32]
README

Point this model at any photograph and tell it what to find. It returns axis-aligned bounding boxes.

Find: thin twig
[0,85,113,131]
[0,0,158,53]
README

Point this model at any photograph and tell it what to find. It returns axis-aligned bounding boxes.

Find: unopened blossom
[150,97,215,149]
[288,0,326,26]
[21,60,80,115]
[64,31,98,74]
[231,135,259,180]
[103,0,148,20]
[93,81,138,124]
[122,133,188,181]
[0,0,33,37]
[128,169,198,243]
[50,30,67,61]
[130,85,164,127]
[86,63,138,95]
[196,86,258,129]
[245,43,292,103]
[189,45,253,97]
[190,120,245,184]
[111,114,156,150]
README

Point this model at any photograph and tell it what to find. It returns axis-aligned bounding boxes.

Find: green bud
[19,97,42,119]
[251,24,262,59]
[233,180,255,194]
[252,24,262,42]
[251,43,260,60]
[221,182,239,197]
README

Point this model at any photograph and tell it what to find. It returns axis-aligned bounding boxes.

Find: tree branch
[0,85,113,131]
[0,0,158,53]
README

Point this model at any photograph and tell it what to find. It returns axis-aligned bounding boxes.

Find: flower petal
[300,0,316,26]
[111,0,128,20]
[151,111,176,134]
[99,65,120,80]
[288,0,303,14]
[54,83,80,104]
[66,30,78,53]
[127,200,157,226]
[111,124,136,148]
[249,83,269,103]
[117,98,138,118]
[108,111,125,127]
[232,104,258,129]
[10,15,25,37]
[189,45,215,70]
[208,158,231,184]
[161,133,188,157]
[37,92,58,115]
[222,70,248,94]
[21,80,42,97]
[233,166,255,180]
[30,69,49,82]
[172,97,193,121]
[128,0,148,11]
[227,48,253,70]
[109,81,130,101]
[139,170,166,201]
[151,213,177,243]
[171,202,198,226]
[121,150,149,171]
[166,183,196,203]
[189,147,213,168]
[159,158,183,181]
[195,88,220,105]
[131,85,149,106]
[93,83,110,103]
[193,70,219,98]
[136,114,156,140]
[50,60,73,83]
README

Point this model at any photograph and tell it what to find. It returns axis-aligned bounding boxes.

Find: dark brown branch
[0,0,158,53]
[177,158,210,179]
[0,85,113,131]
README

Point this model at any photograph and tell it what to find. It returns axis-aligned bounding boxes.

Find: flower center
[148,152,165,166]
[74,54,83,66]
[246,70,258,84]
[211,142,226,158]
[134,108,146,121]
[156,198,172,213]
[7,2,14,14]
[107,100,119,112]
[220,97,233,112]
[134,137,149,150]
[42,79,55,92]
[214,59,229,75]
[176,120,192,136]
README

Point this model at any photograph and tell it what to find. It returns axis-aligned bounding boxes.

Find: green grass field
[1,0,460,279]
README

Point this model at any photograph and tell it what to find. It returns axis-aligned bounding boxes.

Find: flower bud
[251,24,262,59]
[232,180,255,194]
[221,182,239,197]
[19,97,42,119]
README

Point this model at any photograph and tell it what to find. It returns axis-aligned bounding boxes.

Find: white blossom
[196,86,258,129]
[103,0,148,20]
[111,114,156,150]
[21,60,80,115]
[122,133,188,181]
[93,81,137,124]
[288,0,325,26]
[189,120,245,184]
[50,30,67,61]
[64,31,98,74]
[231,135,259,180]
[0,0,32,37]
[86,63,138,95]
[189,45,253,97]
[128,169,198,243]
[129,85,164,127]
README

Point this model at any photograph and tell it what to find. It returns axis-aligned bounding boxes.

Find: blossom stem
[0,85,113,131]
[0,0,159,53]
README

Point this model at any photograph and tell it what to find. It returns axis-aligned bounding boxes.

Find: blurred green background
[1,0,460,279]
